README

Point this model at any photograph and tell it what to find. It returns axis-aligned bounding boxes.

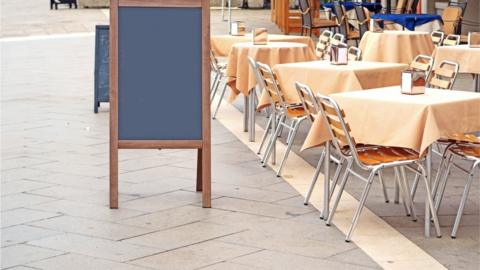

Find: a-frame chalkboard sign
[109,0,211,209]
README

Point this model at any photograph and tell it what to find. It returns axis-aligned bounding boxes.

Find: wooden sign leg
[110,146,118,209]
[202,145,211,208]
[196,149,203,191]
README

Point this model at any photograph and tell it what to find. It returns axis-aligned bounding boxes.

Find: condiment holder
[253,28,268,45]
[231,21,246,36]
[330,43,348,65]
[401,70,425,95]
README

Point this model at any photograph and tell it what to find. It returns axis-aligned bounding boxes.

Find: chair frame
[299,0,336,37]
[316,30,333,59]
[347,45,362,61]
[255,62,308,177]
[210,51,228,119]
[443,34,461,46]
[431,31,445,47]
[410,54,434,85]
[427,60,460,90]
[433,141,479,238]
[316,93,441,242]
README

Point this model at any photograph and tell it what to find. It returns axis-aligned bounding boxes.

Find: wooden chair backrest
[295,82,320,123]
[347,46,362,61]
[443,34,460,46]
[395,0,407,13]
[442,6,462,35]
[317,94,356,158]
[410,54,433,73]
[431,31,445,46]
[316,30,333,59]
[428,60,459,90]
[256,61,287,109]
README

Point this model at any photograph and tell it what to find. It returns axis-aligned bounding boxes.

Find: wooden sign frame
[109,0,211,209]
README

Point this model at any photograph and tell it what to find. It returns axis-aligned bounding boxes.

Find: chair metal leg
[378,170,390,203]
[243,96,249,132]
[210,74,220,101]
[394,168,412,217]
[434,157,453,215]
[276,118,304,177]
[451,161,479,238]
[257,111,274,155]
[419,164,442,238]
[212,83,228,119]
[432,151,452,202]
[261,114,285,166]
[329,158,345,201]
[326,160,353,226]
[410,174,420,202]
[304,150,326,205]
[394,178,400,204]
[400,167,417,221]
[345,170,376,242]
[249,91,256,142]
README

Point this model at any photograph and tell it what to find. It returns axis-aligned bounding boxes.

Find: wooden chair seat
[286,106,308,118]
[356,146,420,166]
[312,18,337,28]
[441,133,480,144]
[451,145,480,158]
[347,30,360,40]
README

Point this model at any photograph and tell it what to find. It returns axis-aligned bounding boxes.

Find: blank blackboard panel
[118,7,203,140]
[94,25,110,109]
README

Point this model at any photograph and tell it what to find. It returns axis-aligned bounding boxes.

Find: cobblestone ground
[1,1,479,269]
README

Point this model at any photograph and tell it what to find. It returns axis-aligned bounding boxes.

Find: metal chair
[431,31,445,47]
[333,2,360,45]
[409,55,433,86]
[316,93,441,242]
[448,0,468,35]
[433,139,479,238]
[295,82,346,206]
[427,60,460,90]
[255,62,308,177]
[442,7,463,36]
[326,33,345,59]
[316,30,333,59]
[347,45,362,61]
[443,34,461,46]
[210,50,228,119]
[299,0,337,37]
[354,6,370,39]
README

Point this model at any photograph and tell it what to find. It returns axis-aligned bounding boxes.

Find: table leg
[243,96,249,132]
[425,146,432,237]
[221,0,225,21]
[475,74,479,93]
[249,89,256,142]
[321,141,331,220]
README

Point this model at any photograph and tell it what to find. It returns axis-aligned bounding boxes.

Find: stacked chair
[299,0,337,37]
[409,55,434,86]
[333,2,360,45]
[249,59,308,177]
[426,60,460,90]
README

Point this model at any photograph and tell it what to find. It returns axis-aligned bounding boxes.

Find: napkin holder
[369,19,383,33]
[401,70,425,95]
[468,32,480,48]
[330,44,348,65]
[231,21,246,36]
[253,28,268,45]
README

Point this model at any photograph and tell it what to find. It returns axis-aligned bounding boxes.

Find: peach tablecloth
[258,60,408,108]
[303,87,480,154]
[226,42,316,101]
[359,31,435,64]
[433,45,480,75]
[211,34,315,57]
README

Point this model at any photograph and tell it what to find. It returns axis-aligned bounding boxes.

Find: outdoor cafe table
[258,60,408,109]
[371,13,443,32]
[432,45,480,91]
[211,34,315,57]
[359,31,435,64]
[226,41,316,140]
[302,87,480,236]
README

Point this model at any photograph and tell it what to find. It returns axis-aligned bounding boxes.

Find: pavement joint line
[214,97,448,270]
[0,32,94,42]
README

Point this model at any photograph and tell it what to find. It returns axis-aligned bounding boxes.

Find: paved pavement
[1,2,479,270]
